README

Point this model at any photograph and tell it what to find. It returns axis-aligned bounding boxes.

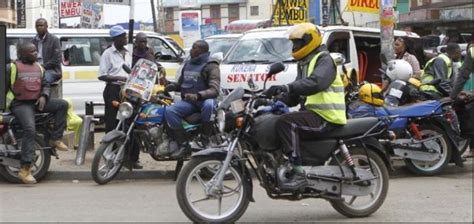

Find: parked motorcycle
[91,59,225,185]
[0,112,59,183]
[175,62,392,223]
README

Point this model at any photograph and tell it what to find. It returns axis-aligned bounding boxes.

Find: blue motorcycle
[349,99,464,175]
[91,59,224,185]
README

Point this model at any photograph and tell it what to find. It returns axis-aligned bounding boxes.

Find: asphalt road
[0,171,472,222]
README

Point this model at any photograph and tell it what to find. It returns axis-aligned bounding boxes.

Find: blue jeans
[165,99,215,129]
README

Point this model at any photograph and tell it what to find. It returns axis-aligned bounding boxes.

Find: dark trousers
[102,83,140,162]
[10,98,68,165]
[276,110,337,165]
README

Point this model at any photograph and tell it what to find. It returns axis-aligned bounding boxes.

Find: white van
[6,29,185,117]
[220,25,420,90]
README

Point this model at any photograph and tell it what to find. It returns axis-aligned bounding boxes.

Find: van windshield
[224,37,292,64]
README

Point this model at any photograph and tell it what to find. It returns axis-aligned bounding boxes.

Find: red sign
[60,0,82,18]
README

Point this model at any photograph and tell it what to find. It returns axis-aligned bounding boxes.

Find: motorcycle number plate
[389,88,403,99]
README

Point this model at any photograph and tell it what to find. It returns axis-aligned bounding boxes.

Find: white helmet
[385,59,413,82]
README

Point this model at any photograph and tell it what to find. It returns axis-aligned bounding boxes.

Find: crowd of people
[5,18,473,185]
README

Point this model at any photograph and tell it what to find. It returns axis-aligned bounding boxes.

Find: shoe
[132,161,143,169]
[18,165,37,184]
[50,140,68,151]
[278,164,307,191]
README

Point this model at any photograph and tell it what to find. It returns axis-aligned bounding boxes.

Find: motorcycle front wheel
[330,147,389,218]
[91,139,125,185]
[404,124,452,176]
[176,156,250,223]
[0,137,51,183]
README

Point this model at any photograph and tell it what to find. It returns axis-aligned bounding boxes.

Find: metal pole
[380,0,395,66]
[151,0,158,32]
[127,0,135,66]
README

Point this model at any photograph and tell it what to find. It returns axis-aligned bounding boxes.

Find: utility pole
[380,0,395,66]
[151,0,158,32]
[156,0,165,33]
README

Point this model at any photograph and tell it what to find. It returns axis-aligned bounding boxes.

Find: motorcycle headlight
[117,102,134,120]
[216,109,226,133]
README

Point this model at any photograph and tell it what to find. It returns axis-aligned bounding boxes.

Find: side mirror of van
[330,52,346,65]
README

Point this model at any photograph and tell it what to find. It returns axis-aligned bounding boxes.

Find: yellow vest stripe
[420,54,452,92]
[304,52,347,125]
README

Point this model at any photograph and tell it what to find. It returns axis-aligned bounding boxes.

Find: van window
[6,37,31,62]
[147,37,178,60]
[61,37,112,66]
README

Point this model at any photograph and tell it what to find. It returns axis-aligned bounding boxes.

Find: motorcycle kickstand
[174,159,184,181]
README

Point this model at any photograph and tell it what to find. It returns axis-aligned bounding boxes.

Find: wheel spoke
[348,196,357,205]
[190,196,211,204]
[218,195,222,216]
[194,171,208,190]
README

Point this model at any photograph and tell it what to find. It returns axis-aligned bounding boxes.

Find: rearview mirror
[330,52,346,65]
[267,62,285,78]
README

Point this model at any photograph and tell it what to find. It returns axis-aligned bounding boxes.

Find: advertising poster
[81,0,102,28]
[16,0,26,28]
[346,0,379,14]
[60,0,82,18]
[124,59,158,101]
[273,0,309,25]
[179,11,201,49]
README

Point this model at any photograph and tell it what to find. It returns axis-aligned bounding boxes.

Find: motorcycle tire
[404,124,452,176]
[0,137,51,183]
[176,156,250,223]
[330,147,389,218]
[91,139,125,185]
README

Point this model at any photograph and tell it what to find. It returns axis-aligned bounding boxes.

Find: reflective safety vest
[304,52,347,125]
[420,53,452,92]
[6,62,44,110]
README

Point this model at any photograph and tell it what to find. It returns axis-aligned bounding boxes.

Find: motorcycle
[90,59,225,185]
[175,62,392,223]
[0,112,59,183]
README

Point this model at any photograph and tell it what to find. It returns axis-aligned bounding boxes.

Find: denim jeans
[10,98,68,165]
[165,99,215,129]
[44,69,61,84]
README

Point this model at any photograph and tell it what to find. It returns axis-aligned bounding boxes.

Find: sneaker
[50,140,68,151]
[132,161,143,169]
[18,165,37,184]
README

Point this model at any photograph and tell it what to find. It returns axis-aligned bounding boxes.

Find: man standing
[32,18,62,97]
[6,42,68,184]
[98,26,131,132]
[164,40,220,158]
[264,23,346,191]
[420,43,462,98]
[132,32,155,66]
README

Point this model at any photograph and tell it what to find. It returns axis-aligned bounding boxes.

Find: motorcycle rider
[420,43,462,98]
[5,42,68,184]
[450,34,474,158]
[164,40,220,158]
[263,23,347,190]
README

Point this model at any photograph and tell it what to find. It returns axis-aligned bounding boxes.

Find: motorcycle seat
[384,100,441,117]
[184,112,202,125]
[315,117,380,139]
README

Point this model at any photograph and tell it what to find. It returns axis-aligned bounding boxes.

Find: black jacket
[32,32,62,75]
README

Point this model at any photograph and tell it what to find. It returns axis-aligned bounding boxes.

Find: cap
[109,25,126,38]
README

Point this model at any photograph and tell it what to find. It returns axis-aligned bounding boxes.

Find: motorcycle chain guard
[391,135,442,161]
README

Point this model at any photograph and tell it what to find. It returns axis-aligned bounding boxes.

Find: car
[204,33,242,59]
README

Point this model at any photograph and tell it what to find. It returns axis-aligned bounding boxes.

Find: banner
[16,0,26,28]
[179,11,201,48]
[273,0,309,25]
[81,0,102,28]
[347,0,380,14]
[60,0,82,18]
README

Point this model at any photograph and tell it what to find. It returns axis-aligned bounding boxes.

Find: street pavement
[0,171,472,222]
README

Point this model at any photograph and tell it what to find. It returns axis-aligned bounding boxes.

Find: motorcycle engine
[148,126,170,156]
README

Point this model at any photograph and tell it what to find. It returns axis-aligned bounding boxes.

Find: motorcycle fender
[100,130,126,144]
[192,148,255,202]
[431,119,463,167]
[353,137,394,172]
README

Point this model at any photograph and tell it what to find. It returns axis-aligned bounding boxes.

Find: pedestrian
[265,23,346,191]
[32,18,62,98]
[98,25,131,133]
[394,37,421,79]
[6,42,68,184]
[164,40,220,158]
[420,43,462,99]
[450,34,474,158]
[132,32,155,66]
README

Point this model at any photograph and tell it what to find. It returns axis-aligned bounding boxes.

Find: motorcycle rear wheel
[404,124,452,176]
[91,139,125,185]
[0,137,51,183]
[330,147,389,218]
[176,156,250,223]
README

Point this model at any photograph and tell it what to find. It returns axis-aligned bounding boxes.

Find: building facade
[25,0,59,28]
[162,0,273,33]
[0,0,16,28]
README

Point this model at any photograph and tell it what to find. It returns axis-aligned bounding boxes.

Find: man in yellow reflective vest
[6,42,68,184]
[263,23,347,191]
[420,43,462,98]
[451,34,474,158]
